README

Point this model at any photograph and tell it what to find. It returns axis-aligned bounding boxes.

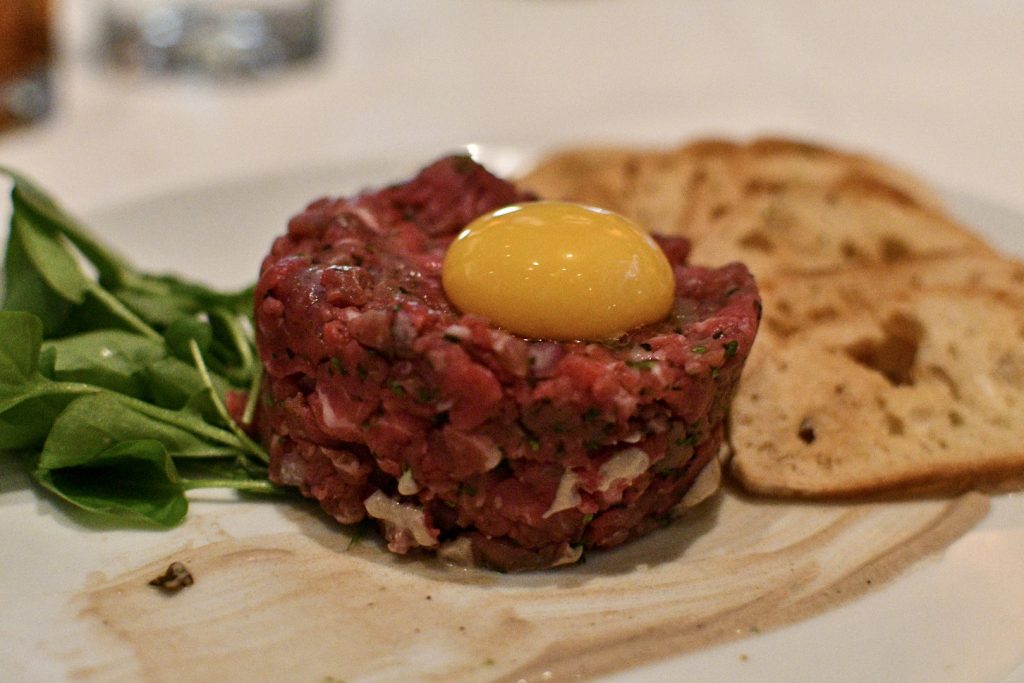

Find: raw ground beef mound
[254,155,761,571]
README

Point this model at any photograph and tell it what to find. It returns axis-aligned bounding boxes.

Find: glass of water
[99,0,328,78]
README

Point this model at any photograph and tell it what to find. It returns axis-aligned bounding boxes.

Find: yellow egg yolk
[441,201,675,341]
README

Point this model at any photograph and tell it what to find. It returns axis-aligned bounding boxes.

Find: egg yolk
[441,201,675,341]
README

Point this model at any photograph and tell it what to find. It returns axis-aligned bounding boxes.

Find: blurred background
[1,0,1022,218]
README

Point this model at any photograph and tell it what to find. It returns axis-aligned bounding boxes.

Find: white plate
[1,148,1023,683]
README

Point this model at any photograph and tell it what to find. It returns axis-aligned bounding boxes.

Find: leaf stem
[214,309,256,377]
[181,478,281,494]
[169,447,243,459]
[86,283,162,340]
[0,381,100,414]
[108,392,248,450]
[241,363,262,427]
[188,339,268,463]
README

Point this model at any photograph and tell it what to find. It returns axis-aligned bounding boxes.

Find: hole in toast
[807,305,839,324]
[739,231,774,252]
[710,203,730,220]
[764,318,797,338]
[949,410,964,427]
[879,236,911,262]
[797,418,816,444]
[845,312,924,386]
[885,412,905,436]
[744,179,785,195]
[623,159,640,180]
[840,240,866,262]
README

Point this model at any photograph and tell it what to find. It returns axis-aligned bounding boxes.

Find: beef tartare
[254,155,760,571]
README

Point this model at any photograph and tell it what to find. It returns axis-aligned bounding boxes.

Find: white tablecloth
[1,0,1021,218]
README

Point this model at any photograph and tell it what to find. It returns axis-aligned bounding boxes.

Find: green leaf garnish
[1,167,283,527]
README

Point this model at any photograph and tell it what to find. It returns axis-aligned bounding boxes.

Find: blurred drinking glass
[0,0,53,131]
[99,0,327,79]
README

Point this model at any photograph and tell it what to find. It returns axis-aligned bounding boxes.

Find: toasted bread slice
[729,290,1024,496]
[519,137,949,242]
[739,137,947,214]
[517,142,742,243]
[687,186,993,278]
[759,253,1024,339]
[517,147,644,216]
[525,136,1024,498]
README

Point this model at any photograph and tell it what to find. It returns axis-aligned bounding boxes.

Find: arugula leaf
[141,356,226,420]
[1,168,280,527]
[40,393,239,465]
[59,287,161,340]
[0,311,97,450]
[43,330,166,397]
[0,396,72,451]
[4,209,160,339]
[5,166,134,287]
[116,276,254,328]
[8,213,90,304]
[165,316,213,362]
[4,165,252,325]
[35,439,188,526]
[162,312,255,387]
[0,310,42,385]
[3,217,75,334]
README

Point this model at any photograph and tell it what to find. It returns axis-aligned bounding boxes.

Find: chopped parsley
[346,524,365,550]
